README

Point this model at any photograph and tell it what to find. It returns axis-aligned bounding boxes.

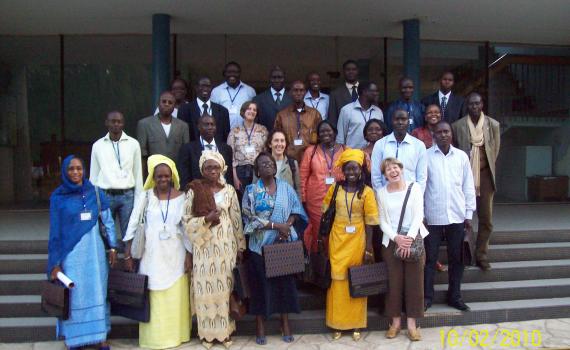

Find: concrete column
[403,19,420,100]
[152,14,171,106]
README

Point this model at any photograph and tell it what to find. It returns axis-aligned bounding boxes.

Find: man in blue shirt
[385,77,425,133]
[304,72,329,120]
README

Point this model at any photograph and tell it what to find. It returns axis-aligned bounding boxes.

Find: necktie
[351,86,358,102]
[202,103,209,116]
[206,144,213,150]
[275,92,281,106]
[441,96,447,116]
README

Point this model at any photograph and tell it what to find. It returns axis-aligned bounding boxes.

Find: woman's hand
[108,249,117,268]
[363,249,375,264]
[395,235,413,249]
[396,247,411,259]
[50,266,62,281]
[205,209,221,225]
[124,257,135,272]
[184,253,193,273]
[275,223,291,241]
[234,175,242,192]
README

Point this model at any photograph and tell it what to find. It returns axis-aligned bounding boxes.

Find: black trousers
[424,223,465,303]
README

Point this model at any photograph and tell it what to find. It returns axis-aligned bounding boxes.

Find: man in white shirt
[210,61,257,130]
[336,81,383,148]
[90,111,143,245]
[423,121,476,312]
[304,72,329,120]
[371,109,427,192]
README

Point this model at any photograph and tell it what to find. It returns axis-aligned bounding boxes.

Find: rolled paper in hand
[56,271,75,288]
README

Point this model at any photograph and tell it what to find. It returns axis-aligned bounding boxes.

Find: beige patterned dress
[182,184,246,342]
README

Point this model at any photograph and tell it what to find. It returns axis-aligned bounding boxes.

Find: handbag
[309,239,331,289]
[318,183,340,237]
[262,239,305,278]
[40,280,70,320]
[233,263,251,300]
[130,191,149,259]
[461,230,474,266]
[229,291,247,321]
[393,183,425,262]
[348,262,389,298]
[94,186,111,250]
[108,268,150,322]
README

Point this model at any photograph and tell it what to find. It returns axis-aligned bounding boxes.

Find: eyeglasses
[258,161,275,168]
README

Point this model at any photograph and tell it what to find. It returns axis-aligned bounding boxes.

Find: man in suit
[452,93,500,271]
[327,59,359,128]
[178,114,233,189]
[210,61,257,130]
[137,91,189,168]
[178,76,231,142]
[253,65,292,131]
[422,71,465,123]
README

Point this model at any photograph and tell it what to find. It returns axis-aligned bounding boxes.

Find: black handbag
[318,183,340,237]
[233,263,251,300]
[310,240,331,289]
[94,186,111,250]
[348,262,389,298]
[262,239,305,278]
[393,183,425,262]
[108,268,150,322]
[41,280,70,320]
[462,230,474,266]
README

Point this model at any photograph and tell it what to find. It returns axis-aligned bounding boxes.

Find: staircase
[1,228,570,343]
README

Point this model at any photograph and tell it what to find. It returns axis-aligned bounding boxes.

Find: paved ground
[1,318,569,350]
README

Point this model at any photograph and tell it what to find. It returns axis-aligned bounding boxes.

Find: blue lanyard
[244,123,255,144]
[226,85,243,104]
[159,187,171,225]
[344,189,357,224]
[321,144,337,174]
[360,108,373,123]
[309,97,320,110]
[111,141,121,169]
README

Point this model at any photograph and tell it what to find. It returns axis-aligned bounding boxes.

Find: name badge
[80,211,92,221]
[159,229,171,240]
[325,177,335,185]
[244,145,256,154]
[229,105,238,114]
[409,118,414,125]
[294,139,303,146]
[345,225,356,233]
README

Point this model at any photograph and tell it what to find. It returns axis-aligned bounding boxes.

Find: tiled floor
[2,318,569,350]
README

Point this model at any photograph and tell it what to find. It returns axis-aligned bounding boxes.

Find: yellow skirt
[139,274,191,349]
[326,279,367,330]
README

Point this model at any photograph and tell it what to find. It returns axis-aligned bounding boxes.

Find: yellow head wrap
[334,148,365,168]
[143,154,180,190]
[199,150,227,185]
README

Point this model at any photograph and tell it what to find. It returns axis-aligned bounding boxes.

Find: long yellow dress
[323,185,379,330]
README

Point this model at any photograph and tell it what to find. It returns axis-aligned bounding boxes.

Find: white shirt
[424,145,476,225]
[211,81,257,130]
[197,98,212,115]
[90,132,143,194]
[271,87,286,102]
[161,122,171,137]
[200,136,217,152]
[154,107,178,118]
[438,90,451,106]
[336,100,384,148]
[371,132,427,192]
[376,182,429,247]
[124,191,191,290]
[304,91,330,120]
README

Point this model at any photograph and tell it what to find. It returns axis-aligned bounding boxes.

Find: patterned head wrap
[143,154,180,190]
[199,150,227,185]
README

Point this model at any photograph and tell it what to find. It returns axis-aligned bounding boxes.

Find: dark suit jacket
[178,100,231,142]
[253,89,292,132]
[327,84,354,128]
[421,92,465,123]
[177,140,234,190]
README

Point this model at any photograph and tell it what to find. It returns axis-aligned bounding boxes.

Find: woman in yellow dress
[322,149,378,341]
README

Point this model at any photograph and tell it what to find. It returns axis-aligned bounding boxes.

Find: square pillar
[403,19,420,100]
[152,14,171,105]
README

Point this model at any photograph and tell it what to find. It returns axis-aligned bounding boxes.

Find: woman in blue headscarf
[47,155,118,350]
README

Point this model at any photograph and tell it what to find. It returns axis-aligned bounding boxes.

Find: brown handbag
[229,291,247,320]
[41,281,70,320]
[233,263,251,300]
[262,239,305,278]
[108,268,150,322]
[348,262,389,298]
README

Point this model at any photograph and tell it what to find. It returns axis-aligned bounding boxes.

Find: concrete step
[0,240,48,254]
[0,254,47,274]
[438,242,570,263]
[2,297,570,342]
[0,274,44,295]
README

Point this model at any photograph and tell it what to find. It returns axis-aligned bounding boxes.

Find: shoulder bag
[318,183,340,237]
[130,191,150,259]
[393,183,425,262]
[94,186,111,250]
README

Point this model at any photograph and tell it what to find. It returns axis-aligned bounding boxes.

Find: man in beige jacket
[452,92,500,271]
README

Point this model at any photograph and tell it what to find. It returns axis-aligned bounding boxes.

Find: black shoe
[448,299,471,311]
[476,260,491,271]
[424,300,432,311]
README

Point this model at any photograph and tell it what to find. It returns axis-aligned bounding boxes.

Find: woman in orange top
[300,120,347,253]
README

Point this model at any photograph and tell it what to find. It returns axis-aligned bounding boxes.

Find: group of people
[47,59,501,349]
